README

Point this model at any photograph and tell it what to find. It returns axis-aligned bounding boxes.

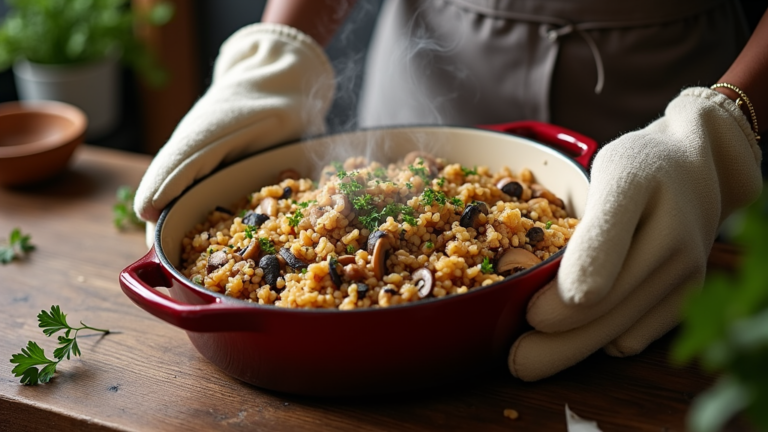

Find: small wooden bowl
[0,101,87,186]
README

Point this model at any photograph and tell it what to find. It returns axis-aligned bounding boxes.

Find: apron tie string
[540,23,605,95]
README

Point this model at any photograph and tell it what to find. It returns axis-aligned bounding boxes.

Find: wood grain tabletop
[0,146,747,432]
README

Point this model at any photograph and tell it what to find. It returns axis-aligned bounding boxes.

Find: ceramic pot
[120,122,596,396]
[13,54,120,139]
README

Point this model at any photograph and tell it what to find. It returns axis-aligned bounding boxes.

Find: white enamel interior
[160,127,590,268]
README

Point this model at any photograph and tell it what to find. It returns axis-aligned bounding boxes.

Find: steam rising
[299,0,474,173]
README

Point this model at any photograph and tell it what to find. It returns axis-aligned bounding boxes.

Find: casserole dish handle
[479,121,597,168]
[119,248,261,332]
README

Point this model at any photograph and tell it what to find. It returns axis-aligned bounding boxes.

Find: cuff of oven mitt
[213,22,334,86]
[676,87,761,163]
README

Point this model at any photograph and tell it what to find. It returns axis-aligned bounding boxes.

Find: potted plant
[0,0,173,139]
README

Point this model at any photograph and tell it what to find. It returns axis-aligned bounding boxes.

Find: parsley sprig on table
[113,186,145,230]
[10,306,110,385]
[0,228,35,264]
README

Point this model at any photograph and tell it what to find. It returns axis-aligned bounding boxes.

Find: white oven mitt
[509,87,763,381]
[134,23,335,223]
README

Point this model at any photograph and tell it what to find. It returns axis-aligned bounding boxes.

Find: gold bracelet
[711,83,761,142]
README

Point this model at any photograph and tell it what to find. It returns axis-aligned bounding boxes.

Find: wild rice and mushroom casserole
[180,152,579,309]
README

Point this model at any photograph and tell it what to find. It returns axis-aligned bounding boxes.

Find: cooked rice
[179,154,579,309]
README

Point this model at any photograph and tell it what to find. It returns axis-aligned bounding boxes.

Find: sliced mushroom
[403,151,439,177]
[238,239,261,261]
[412,268,435,298]
[328,256,342,287]
[372,235,392,280]
[278,169,301,182]
[496,248,542,273]
[459,201,489,229]
[242,211,270,227]
[337,255,357,266]
[343,264,365,281]
[355,283,369,299]
[281,186,293,200]
[259,255,281,289]
[526,227,545,244]
[214,206,234,215]
[367,230,390,255]
[531,184,565,209]
[256,197,278,217]
[206,250,229,274]
[496,178,523,199]
[330,193,352,216]
[279,247,309,269]
[309,206,329,227]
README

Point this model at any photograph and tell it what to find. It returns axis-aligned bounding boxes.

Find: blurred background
[0,0,383,154]
[0,0,765,180]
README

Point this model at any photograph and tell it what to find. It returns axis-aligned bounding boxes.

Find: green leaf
[148,2,174,26]
[10,341,57,381]
[53,336,79,361]
[38,362,58,384]
[38,305,72,337]
[689,376,752,432]
[0,247,14,264]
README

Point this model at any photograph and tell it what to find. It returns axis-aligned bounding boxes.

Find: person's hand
[508,87,763,381]
[134,23,334,225]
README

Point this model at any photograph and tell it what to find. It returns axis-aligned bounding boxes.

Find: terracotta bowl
[0,100,87,186]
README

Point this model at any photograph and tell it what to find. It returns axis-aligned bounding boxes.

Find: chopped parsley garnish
[450,197,464,208]
[405,182,413,190]
[192,275,203,285]
[421,188,448,206]
[244,225,256,239]
[461,166,478,176]
[287,210,303,228]
[207,247,214,255]
[331,161,344,172]
[402,214,418,226]
[238,209,248,217]
[373,167,388,179]
[545,221,553,229]
[353,194,375,211]
[359,211,382,232]
[297,200,317,209]
[1,228,35,264]
[338,179,364,195]
[301,268,307,275]
[408,164,430,181]
[480,256,494,274]
[437,177,446,187]
[346,244,355,254]
[337,169,358,180]
[258,237,276,254]
[425,241,434,249]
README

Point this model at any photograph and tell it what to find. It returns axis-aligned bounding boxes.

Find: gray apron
[358,0,749,144]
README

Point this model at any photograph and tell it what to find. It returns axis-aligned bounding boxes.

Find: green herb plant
[113,186,145,230]
[10,306,110,385]
[0,227,35,264]
[0,0,174,86]
[672,186,768,432]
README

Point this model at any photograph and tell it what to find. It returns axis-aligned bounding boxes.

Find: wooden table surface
[0,146,744,432]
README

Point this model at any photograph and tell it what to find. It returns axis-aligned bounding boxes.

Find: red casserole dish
[120,121,595,396]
